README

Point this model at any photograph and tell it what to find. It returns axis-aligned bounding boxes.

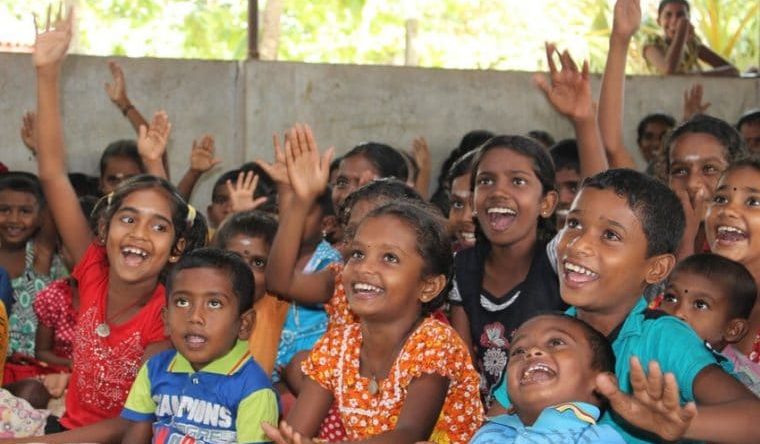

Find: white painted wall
[2,53,758,210]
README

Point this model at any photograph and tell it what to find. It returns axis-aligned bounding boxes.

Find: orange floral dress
[325,263,359,329]
[302,317,484,443]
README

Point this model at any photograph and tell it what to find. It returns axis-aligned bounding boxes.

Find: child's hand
[262,421,316,444]
[611,0,641,40]
[682,83,711,121]
[137,111,172,162]
[597,356,697,442]
[256,133,291,189]
[226,170,269,214]
[190,134,221,174]
[411,136,430,173]
[20,111,38,154]
[534,43,593,123]
[43,372,70,398]
[104,61,131,109]
[33,4,74,69]
[285,124,334,204]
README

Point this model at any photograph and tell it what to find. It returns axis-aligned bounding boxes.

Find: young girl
[20,12,207,443]
[643,0,739,76]
[263,202,484,443]
[448,135,563,406]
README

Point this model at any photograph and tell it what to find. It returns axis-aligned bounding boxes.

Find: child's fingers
[680,401,697,423]
[661,372,681,411]
[261,422,287,443]
[250,173,260,192]
[544,42,558,74]
[320,147,336,175]
[295,124,308,157]
[628,356,649,398]
[531,73,551,97]
[304,123,317,153]
[645,360,664,401]
[46,4,52,32]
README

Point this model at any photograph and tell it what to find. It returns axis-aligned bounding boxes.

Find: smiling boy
[120,248,278,443]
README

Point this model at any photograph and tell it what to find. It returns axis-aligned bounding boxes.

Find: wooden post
[248,0,260,59]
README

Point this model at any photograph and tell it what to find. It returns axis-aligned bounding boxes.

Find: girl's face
[668,133,729,214]
[100,156,143,194]
[223,233,269,300]
[332,155,380,212]
[658,2,689,40]
[344,215,432,322]
[473,148,556,247]
[0,190,41,249]
[107,188,179,284]
[705,167,760,271]
[448,173,476,249]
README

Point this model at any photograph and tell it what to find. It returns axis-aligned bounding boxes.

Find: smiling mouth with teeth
[716,225,748,243]
[352,282,384,294]
[486,207,517,231]
[563,261,599,283]
[121,246,149,266]
[520,362,557,384]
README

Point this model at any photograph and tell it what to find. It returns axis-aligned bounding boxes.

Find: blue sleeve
[492,371,511,409]
[0,268,13,313]
[470,420,516,443]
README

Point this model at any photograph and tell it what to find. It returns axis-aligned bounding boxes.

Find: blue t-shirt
[471,402,625,443]
[493,297,718,444]
[0,267,12,313]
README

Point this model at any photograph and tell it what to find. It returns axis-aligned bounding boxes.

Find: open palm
[33,6,73,68]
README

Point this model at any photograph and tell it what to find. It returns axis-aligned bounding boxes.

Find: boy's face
[207,184,232,228]
[559,187,670,316]
[224,234,269,300]
[668,132,728,213]
[555,167,580,229]
[0,190,41,249]
[660,270,735,350]
[638,120,671,164]
[448,173,476,249]
[739,121,760,154]
[332,156,379,213]
[507,315,601,425]
[705,167,760,271]
[165,267,252,371]
[100,156,142,194]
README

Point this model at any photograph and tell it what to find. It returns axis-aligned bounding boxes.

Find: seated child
[471,313,624,443]
[121,248,278,443]
[656,253,759,395]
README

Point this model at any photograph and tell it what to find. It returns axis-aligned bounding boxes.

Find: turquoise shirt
[493,297,718,444]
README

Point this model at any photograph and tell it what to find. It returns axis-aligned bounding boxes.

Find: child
[737,109,760,153]
[471,313,624,443]
[549,140,581,229]
[448,135,564,405]
[657,254,759,394]
[20,12,208,442]
[446,150,476,252]
[635,113,676,176]
[206,169,243,230]
[643,0,739,76]
[491,168,760,443]
[98,140,145,195]
[263,202,484,443]
[121,248,278,443]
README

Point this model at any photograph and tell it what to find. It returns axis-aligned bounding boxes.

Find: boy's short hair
[0,172,45,206]
[213,210,278,250]
[166,248,254,314]
[664,115,747,173]
[636,113,677,143]
[658,0,690,15]
[672,254,757,319]
[737,109,760,131]
[445,150,476,188]
[549,139,580,173]
[527,130,556,149]
[582,169,685,257]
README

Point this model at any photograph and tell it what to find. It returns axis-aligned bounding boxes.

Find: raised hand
[611,0,641,40]
[534,43,593,122]
[682,83,711,121]
[137,111,172,162]
[255,133,291,189]
[190,134,221,173]
[104,61,130,109]
[226,170,268,214]
[262,421,316,444]
[20,111,38,153]
[33,3,74,69]
[411,137,430,173]
[285,124,334,203]
[597,357,696,441]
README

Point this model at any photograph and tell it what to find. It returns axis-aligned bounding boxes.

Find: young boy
[491,169,760,443]
[120,248,278,443]
[658,254,760,396]
[471,313,624,443]
[549,140,581,229]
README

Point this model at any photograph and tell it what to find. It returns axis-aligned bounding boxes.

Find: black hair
[636,113,677,144]
[470,135,557,243]
[549,139,580,173]
[99,140,145,177]
[79,195,100,234]
[343,142,409,182]
[362,201,452,315]
[400,150,420,182]
[68,173,101,198]
[445,150,477,189]
[658,0,690,16]
[737,109,760,131]
[527,130,556,149]
[213,210,278,250]
[329,156,343,178]
[93,174,208,258]
[339,178,424,228]
[664,115,747,174]
[166,248,254,314]
[212,169,242,195]
[582,169,684,256]
[0,172,45,207]
[725,154,760,176]
[670,254,757,320]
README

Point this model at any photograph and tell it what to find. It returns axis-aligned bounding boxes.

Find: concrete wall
[2,52,758,210]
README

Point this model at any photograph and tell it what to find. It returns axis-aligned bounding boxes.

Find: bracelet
[121,104,135,116]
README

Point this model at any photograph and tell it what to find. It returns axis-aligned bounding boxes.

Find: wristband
[121,104,135,116]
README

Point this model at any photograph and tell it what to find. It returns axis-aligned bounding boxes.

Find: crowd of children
[0,0,758,443]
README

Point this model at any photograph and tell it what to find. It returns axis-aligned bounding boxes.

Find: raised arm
[534,44,607,179]
[644,17,691,75]
[176,134,221,200]
[20,111,38,155]
[598,0,639,170]
[411,137,431,199]
[682,83,711,121]
[263,125,336,305]
[226,171,268,215]
[136,111,171,179]
[33,6,93,264]
[697,45,740,77]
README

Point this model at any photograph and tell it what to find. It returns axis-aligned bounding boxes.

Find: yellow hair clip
[186,204,197,227]
[106,192,114,206]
